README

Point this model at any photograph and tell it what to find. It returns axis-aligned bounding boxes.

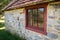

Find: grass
[0,16,26,40]
[0,30,26,40]
[0,23,4,28]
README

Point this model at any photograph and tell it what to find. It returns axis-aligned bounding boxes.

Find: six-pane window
[27,8,44,31]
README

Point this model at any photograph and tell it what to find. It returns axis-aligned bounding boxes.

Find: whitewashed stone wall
[4,9,26,36]
[4,2,60,40]
[47,2,60,40]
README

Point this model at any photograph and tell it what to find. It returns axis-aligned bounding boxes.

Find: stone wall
[4,2,60,40]
[47,2,60,40]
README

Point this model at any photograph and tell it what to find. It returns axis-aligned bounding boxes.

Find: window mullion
[32,10,33,26]
[37,9,38,27]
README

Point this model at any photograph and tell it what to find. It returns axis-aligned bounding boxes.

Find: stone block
[27,37,33,40]
[47,24,52,27]
[47,19,55,24]
[34,35,43,40]
[47,32,58,39]
[57,21,60,24]
[48,16,56,19]
[55,25,60,30]
[44,38,50,40]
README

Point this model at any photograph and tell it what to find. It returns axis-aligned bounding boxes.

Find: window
[26,4,47,35]
[28,8,44,30]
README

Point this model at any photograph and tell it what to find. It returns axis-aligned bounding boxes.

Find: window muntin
[33,9,37,27]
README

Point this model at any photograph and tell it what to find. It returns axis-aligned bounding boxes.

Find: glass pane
[38,8,44,29]
[32,9,37,27]
[28,10,33,26]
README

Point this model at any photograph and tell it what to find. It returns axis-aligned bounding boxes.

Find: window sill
[26,26,47,35]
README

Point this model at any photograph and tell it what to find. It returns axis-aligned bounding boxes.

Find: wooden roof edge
[1,0,17,11]
[2,0,60,11]
[2,1,52,11]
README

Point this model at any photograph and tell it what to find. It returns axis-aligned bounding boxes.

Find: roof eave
[1,0,17,11]
[2,0,60,11]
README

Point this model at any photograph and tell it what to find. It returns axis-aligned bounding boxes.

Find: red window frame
[25,3,48,35]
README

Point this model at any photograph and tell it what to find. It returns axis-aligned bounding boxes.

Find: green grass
[0,23,4,28]
[0,16,26,40]
[0,30,26,40]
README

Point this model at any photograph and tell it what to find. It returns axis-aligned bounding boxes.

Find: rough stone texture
[47,32,58,39]
[47,2,60,40]
[44,38,50,40]
[4,2,60,40]
[55,25,60,30]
